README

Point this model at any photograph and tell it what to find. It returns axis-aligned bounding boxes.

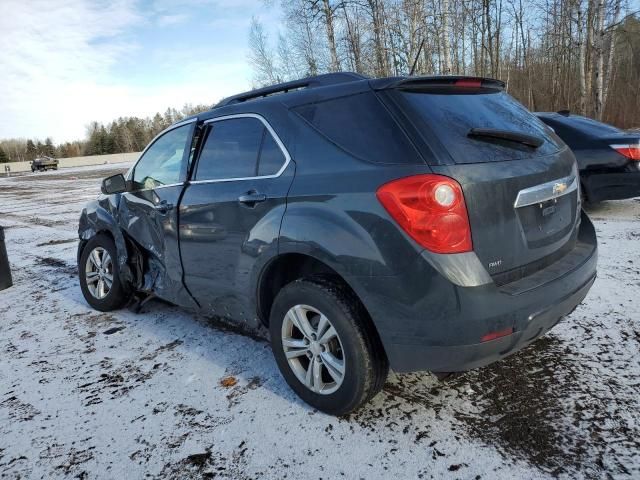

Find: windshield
[396,90,562,164]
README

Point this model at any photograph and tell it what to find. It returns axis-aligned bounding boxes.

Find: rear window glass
[398,91,561,163]
[293,91,420,164]
[561,115,623,136]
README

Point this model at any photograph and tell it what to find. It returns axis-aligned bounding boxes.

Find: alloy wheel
[84,246,114,300]
[281,304,346,395]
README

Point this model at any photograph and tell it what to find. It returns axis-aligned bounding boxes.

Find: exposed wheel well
[86,229,146,290]
[78,230,115,263]
[79,229,114,251]
[257,254,335,324]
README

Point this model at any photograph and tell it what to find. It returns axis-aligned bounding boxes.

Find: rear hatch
[380,78,581,281]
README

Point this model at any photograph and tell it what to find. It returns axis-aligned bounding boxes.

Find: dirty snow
[0,164,638,479]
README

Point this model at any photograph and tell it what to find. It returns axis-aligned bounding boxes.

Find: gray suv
[78,73,597,415]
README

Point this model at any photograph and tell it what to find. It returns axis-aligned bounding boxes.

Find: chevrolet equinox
[78,73,598,415]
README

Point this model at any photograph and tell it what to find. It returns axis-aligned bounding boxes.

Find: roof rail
[215,72,368,108]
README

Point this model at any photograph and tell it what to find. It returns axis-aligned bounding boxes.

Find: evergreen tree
[163,108,175,126]
[1,104,212,159]
[0,146,8,163]
[151,113,165,135]
[100,125,115,154]
[26,140,37,161]
[85,122,102,155]
[44,137,56,157]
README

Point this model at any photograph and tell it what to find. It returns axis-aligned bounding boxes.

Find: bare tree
[603,0,622,111]
[248,17,281,86]
[319,0,341,71]
[367,0,390,76]
[593,0,606,119]
[441,0,452,73]
[246,0,640,128]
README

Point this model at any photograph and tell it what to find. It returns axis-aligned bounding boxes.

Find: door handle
[154,199,174,214]
[238,190,267,207]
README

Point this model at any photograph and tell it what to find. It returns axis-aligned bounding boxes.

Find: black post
[0,226,13,291]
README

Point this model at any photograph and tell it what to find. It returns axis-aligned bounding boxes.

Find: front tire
[269,277,388,415]
[79,234,131,311]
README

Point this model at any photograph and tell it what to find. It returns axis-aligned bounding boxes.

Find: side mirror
[101,173,128,195]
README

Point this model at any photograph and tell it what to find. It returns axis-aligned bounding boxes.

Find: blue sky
[0,0,282,142]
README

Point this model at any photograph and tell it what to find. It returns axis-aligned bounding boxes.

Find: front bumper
[582,170,640,202]
[350,212,598,373]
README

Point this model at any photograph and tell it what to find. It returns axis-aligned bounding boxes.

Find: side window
[195,117,287,180]
[195,118,263,180]
[133,124,191,190]
[258,132,286,176]
[293,91,420,165]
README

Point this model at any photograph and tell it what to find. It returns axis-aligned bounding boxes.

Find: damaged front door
[119,119,197,307]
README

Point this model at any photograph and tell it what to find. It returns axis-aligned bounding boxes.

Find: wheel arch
[256,251,388,362]
[78,199,139,288]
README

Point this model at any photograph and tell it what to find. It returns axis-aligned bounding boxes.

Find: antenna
[409,39,425,76]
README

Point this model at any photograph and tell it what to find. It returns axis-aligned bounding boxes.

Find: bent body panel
[179,166,295,328]
[78,196,134,285]
[119,185,196,308]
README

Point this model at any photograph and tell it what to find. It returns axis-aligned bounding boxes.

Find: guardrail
[2,152,141,175]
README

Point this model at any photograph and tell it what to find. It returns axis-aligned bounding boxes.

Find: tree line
[249,0,640,128]
[0,104,209,163]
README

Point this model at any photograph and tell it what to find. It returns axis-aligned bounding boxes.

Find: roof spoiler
[215,72,369,108]
[374,76,505,92]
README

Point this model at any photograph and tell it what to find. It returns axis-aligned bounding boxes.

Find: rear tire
[269,276,388,415]
[79,233,131,311]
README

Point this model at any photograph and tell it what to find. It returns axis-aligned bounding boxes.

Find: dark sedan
[536,111,640,202]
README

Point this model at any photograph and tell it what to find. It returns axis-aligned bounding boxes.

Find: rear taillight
[610,143,640,160]
[376,174,472,254]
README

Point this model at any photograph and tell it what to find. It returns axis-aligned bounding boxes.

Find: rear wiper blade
[467,128,544,148]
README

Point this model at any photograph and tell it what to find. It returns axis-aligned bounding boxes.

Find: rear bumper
[582,170,640,202]
[385,272,595,372]
[350,212,598,373]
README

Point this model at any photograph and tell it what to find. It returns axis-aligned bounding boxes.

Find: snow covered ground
[0,164,638,479]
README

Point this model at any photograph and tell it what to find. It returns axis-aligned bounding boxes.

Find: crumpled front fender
[77,196,137,286]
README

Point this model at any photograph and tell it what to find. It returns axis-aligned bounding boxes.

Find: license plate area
[517,194,576,247]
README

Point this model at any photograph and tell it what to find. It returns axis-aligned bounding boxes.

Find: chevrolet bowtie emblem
[553,182,568,195]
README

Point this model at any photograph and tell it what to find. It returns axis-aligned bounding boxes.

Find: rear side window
[258,133,285,175]
[397,91,561,163]
[195,117,287,180]
[293,91,420,164]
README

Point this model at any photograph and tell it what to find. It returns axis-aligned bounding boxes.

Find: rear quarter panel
[279,120,431,278]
